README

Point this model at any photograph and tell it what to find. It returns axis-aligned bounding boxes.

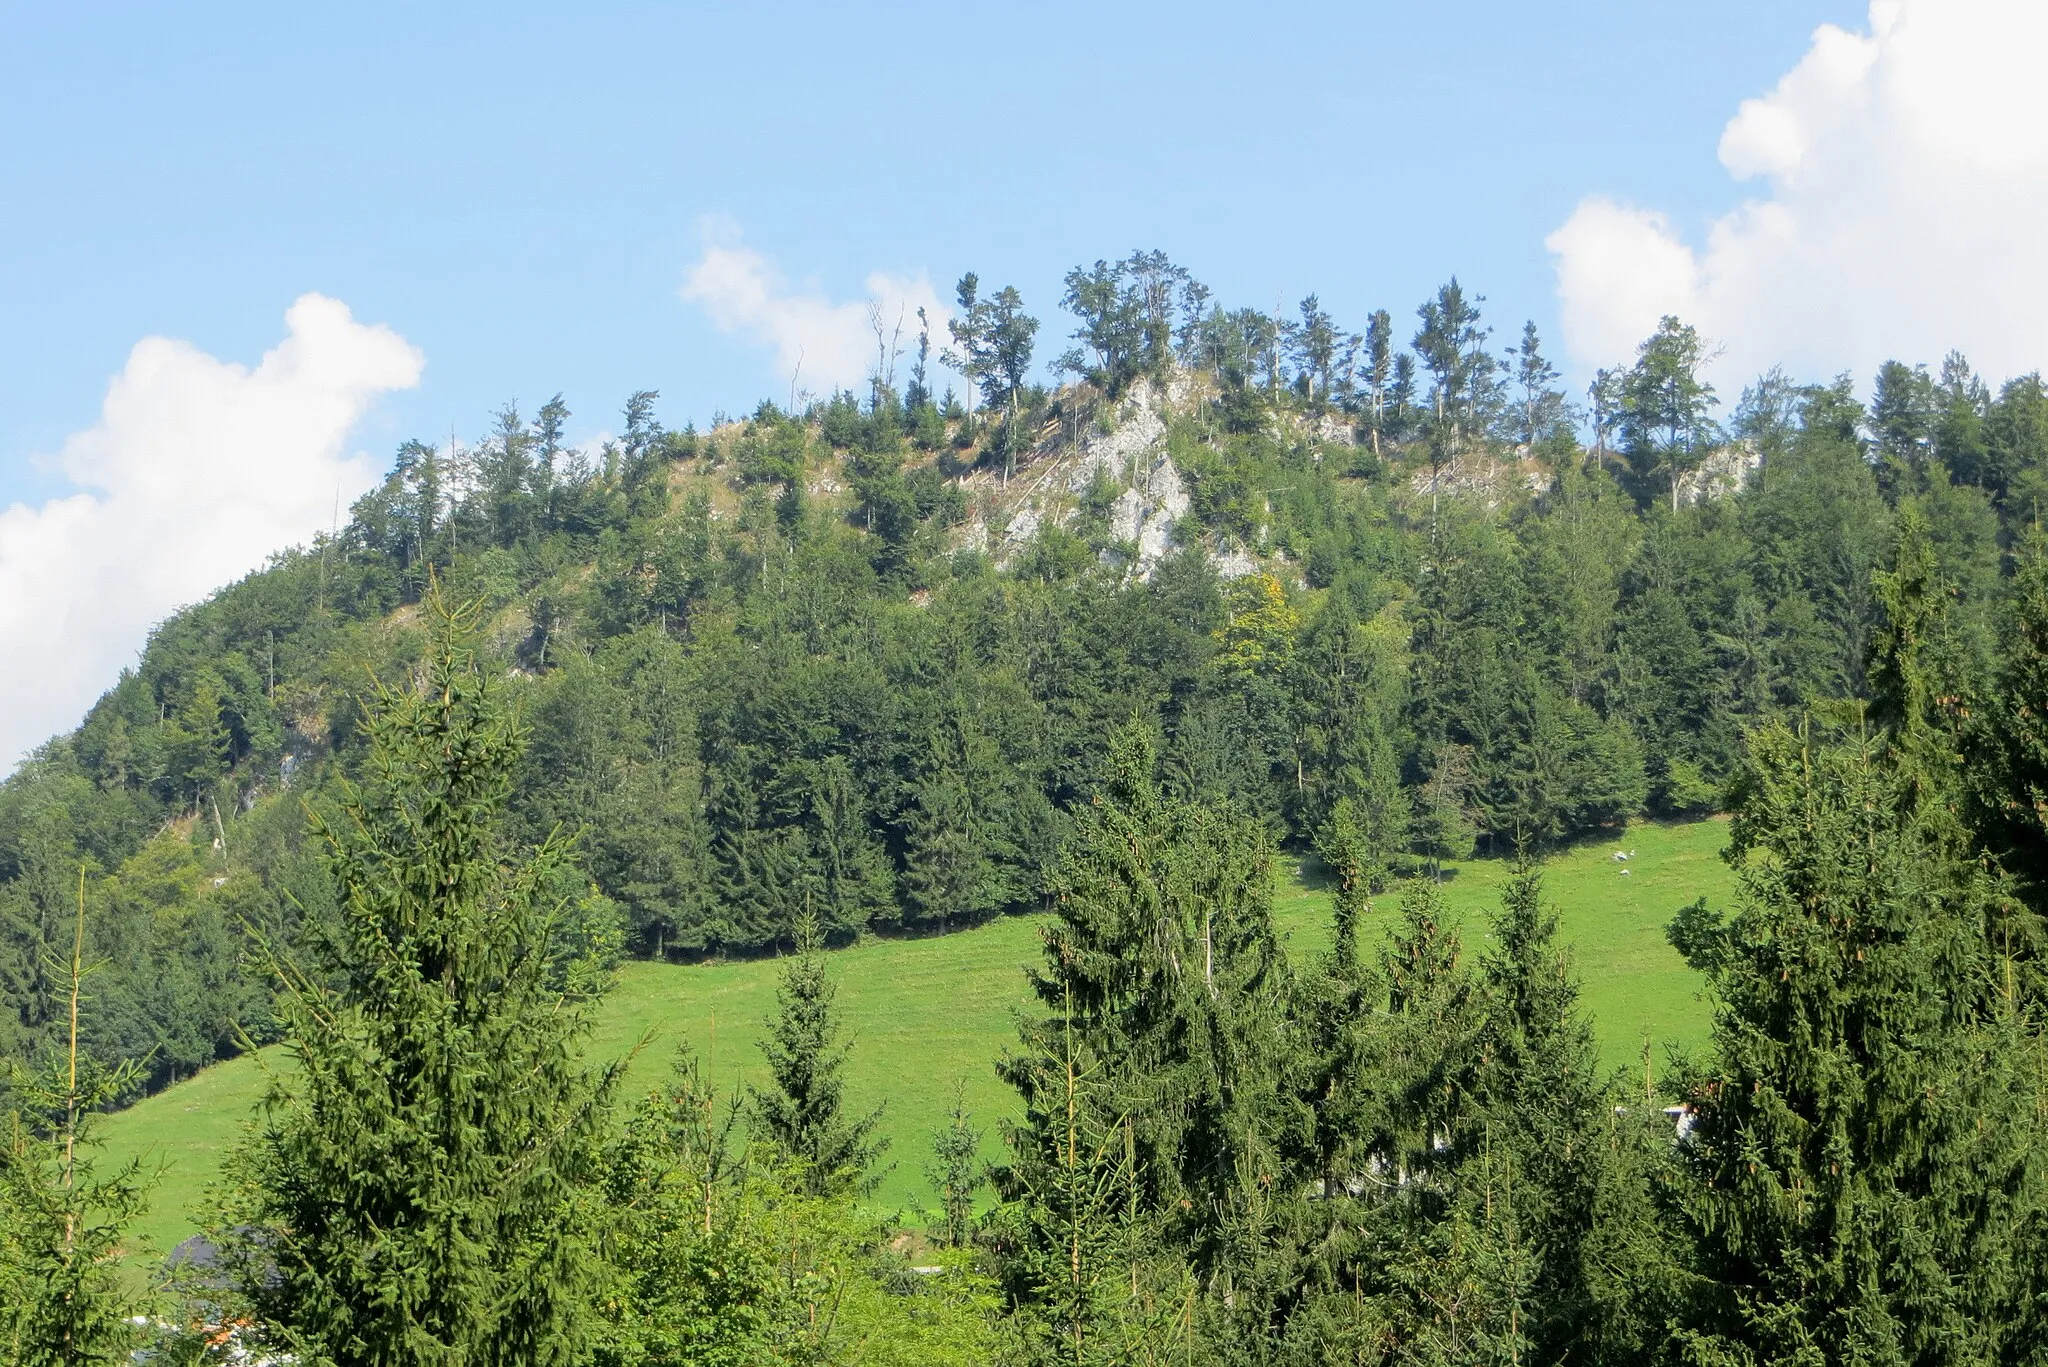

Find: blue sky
[0,0,1862,507]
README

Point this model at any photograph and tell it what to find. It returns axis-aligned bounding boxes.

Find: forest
[6,250,2048,1363]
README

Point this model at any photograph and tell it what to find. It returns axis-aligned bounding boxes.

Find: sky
[7,0,2046,772]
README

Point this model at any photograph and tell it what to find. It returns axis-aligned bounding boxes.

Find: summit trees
[1412,279,1500,474]
[945,272,1039,478]
[1620,316,1721,511]
[1058,251,1194,399]
[1507,320,1572,452]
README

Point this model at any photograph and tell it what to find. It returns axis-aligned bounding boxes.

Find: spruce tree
[1377,881,1485,1183]
[1473,866,1598,1355]
[223,592,618,1367]
[1473,865,1672,1365]
[1878,507,2046,979]
[925,1082,986,1247]
[1298,796,1387,1201]
[1972,524,2048,934]
[1311,881,1501,1362]
[748,917,886,1196]
[996,1012,1186,1367]
[0,870,151,1367]
[1285,807,1391,1352]
[1000,722,1294,1334]
[1671,719,2041,1363]
[1869,505,1972,790]
[592,1053,772,1367]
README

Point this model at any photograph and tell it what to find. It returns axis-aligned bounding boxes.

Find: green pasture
[100,816,1733,1263]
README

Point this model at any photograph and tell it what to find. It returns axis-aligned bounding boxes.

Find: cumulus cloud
[1548,0,2048,388]
[0,294,422,773]
[681,219,950,401]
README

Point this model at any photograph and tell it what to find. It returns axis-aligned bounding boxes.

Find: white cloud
[1548,0,2048,389]
[680,219,950,402]
[0,294,422,774]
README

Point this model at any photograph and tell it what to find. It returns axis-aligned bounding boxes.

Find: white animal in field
[1619,868,1631,876]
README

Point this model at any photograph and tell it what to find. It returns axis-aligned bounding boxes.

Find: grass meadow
[101,816,1733,1262]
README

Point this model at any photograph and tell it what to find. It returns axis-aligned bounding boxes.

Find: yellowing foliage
[1212,572,1300,676]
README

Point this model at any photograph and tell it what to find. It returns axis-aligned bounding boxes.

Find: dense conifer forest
[7,252,2048,1362]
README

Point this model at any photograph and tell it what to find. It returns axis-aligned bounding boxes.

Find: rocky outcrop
[1674,441,1762,505]
[966,376,1195,579]
[1109,456,1189,571]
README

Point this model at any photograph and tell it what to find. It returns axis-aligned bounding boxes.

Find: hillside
[2,259,2001,1204]
[101,816,1730,1258]
[10,251,2048,1363]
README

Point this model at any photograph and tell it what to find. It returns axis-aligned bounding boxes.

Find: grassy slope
[101,816,1731,1261]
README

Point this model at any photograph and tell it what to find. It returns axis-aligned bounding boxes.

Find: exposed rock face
[1067,378,1169,495]
[1310,412,1357,447]
[1402,442,1761,511]
[1110,456,1189,572]
[975,376,1194,578]
[1004,504,1042,546]
[967,370,1351,582]
[1210,544,1262,580]
[1076,378,1202,578]
[1674,441,1762,505]
[1406,453,1537,509]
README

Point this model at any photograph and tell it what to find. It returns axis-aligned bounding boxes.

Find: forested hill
[2,252,2040,1103]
